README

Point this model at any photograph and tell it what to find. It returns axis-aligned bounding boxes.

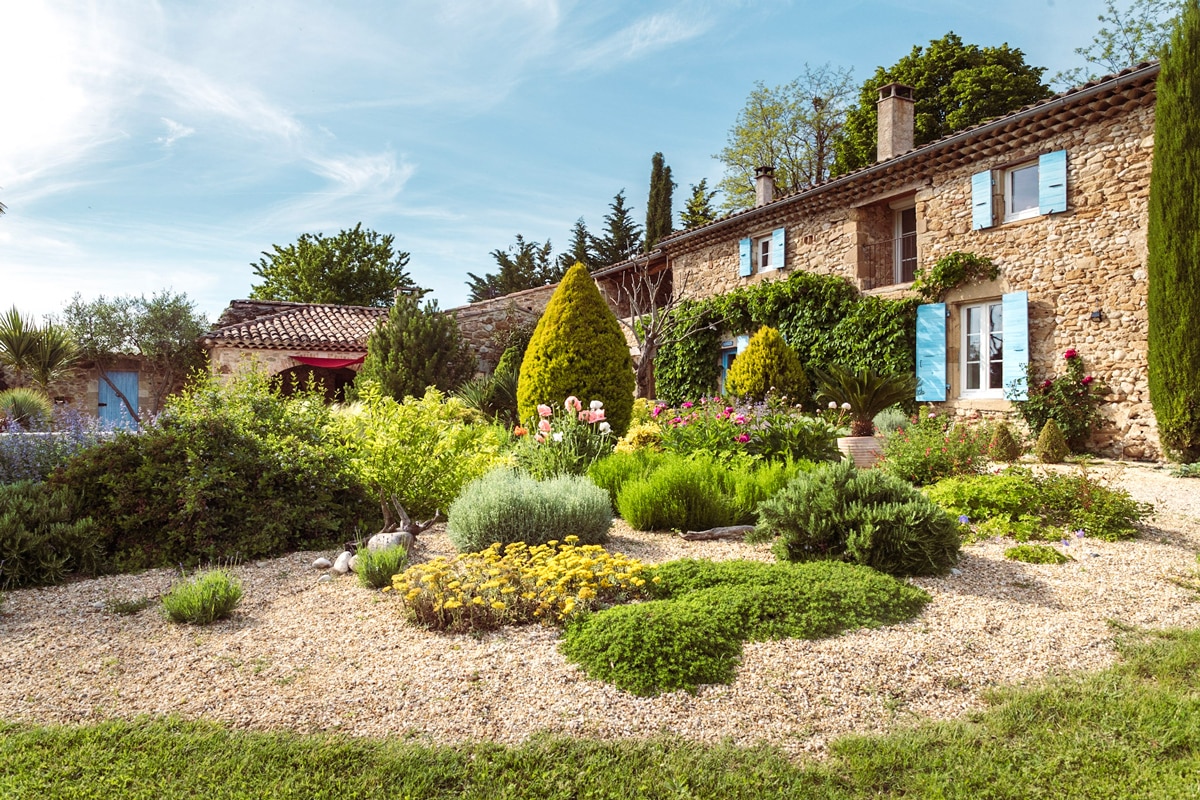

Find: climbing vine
[654,271,918,405]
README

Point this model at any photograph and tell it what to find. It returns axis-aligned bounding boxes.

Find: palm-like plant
[0,387,54,430]
[813,365,916,437]
[27,323,81,391]
[0,306,41,382]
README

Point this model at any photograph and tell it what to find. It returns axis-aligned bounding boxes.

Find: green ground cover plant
[562,559,929,696]
[881,410,992,485]
[753,460,962,576]
[925,466,1153,542]
[446,469,612,551]
[587,448,668,509]
[6,626,1200,797]
[161,570,243,625]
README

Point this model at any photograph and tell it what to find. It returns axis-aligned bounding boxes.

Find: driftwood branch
[678,525,754,541]
[379,497,442,535]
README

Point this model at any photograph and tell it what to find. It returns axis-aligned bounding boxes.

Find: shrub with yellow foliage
[392,536,653,633]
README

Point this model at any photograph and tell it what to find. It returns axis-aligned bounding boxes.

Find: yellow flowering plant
[393,536,652,633]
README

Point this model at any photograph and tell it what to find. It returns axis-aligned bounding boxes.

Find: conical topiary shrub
[989,421,1022,462]
[517,262,636,436]
[1035,419,1070,463]
[724,326,809,404]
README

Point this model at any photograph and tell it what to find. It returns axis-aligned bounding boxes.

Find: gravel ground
[2,461,1199,759]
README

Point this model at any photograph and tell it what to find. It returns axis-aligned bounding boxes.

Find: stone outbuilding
[202,300,387,400]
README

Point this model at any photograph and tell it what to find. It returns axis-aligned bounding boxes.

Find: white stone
[312,557,333,570]
[349,555,358,573]
[368,531,414,552]
[332,551,352,575]
[317,574,333,583]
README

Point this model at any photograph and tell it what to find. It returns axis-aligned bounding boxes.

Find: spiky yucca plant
[813,365,917,437]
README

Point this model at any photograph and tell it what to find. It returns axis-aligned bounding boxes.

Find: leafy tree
[517,262,635,435]
[250,223,416,307]
[557,218,596,273]
[833,33,1052,175]
[1057,0,1185,85]
[644,153,675,251]
[680,179,719,229]
[354,291,474,401]
[466,235,562,302]
[1147,0,1200,461]
[63,292,208,419]
[717,64,857,211]
[592,190,643,268]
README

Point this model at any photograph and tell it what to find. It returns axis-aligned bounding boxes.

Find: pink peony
[537,404,552,418]
[681,401,693,409]
[735,433,751,443]
[734,415,747,425]
[652,404,665,418]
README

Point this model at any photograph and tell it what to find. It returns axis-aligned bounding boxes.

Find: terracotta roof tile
[203,301,387,352]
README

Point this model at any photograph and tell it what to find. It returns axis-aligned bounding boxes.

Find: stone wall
[448,284,558,374]
[662,101,1160,459]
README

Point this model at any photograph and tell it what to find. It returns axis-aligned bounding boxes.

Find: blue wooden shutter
[971,171,993,230]
[1038,150,1067,214]
[98,370,139,429]
[1002,291,1030,400]
[916,304,947,402]
[772,227,786,269]
[738,237,752,277]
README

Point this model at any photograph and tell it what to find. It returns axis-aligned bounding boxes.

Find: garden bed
[2,462,1198,759]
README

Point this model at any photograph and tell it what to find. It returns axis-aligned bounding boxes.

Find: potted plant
[813,365,916,467]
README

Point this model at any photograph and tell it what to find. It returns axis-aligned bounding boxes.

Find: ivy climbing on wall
[653,271,918,405]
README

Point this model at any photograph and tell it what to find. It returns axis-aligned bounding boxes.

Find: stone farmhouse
[206,62,1162,459]
[627,62,1160,459]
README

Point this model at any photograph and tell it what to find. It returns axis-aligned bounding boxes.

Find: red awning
[290,355,365,369]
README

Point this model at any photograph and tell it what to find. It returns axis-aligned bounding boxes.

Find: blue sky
[2,0,1116,324]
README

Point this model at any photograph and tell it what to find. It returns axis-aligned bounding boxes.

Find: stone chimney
[876,83,915,162]
[754,165,776,207]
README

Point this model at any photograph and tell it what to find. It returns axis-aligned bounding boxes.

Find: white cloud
[156,118,196,147]
[569,11,713,71]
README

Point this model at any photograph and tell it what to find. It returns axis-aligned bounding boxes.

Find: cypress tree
[517,262,635,435]
[1147,0,1200,461]
[557,218,595,273]
[645,152,675,251]
[354,292,475,401]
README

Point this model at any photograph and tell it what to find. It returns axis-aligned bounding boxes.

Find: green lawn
[3,625,1200,799]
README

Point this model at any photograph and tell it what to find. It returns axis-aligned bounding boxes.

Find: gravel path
[2,461,1199,758]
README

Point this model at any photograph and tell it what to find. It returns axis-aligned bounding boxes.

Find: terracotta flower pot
[837,435,884,468]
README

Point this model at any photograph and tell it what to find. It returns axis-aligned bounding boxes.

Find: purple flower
[1075,529,1086,538]
[958,515,970,525]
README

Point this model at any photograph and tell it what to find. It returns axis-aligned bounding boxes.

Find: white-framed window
[756,234,774,271]
[1003,162,1040,222]
[962,301,1005,397]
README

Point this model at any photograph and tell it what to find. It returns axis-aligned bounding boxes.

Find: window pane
[989,303,1003,333]
[967,335,980,363]
[989,359,1004,390]
[966,307,981,336]
[759,239,770,268]
[1011,165,1038,214]
[967,362,981,390]
[988,333,1003,361]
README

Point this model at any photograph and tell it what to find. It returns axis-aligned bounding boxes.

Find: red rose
[1042,379,1053,389]
[1082,375,1094,385]
[1063,348,1078,359]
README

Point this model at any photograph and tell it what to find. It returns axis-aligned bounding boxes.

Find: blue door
[98,370,139,429]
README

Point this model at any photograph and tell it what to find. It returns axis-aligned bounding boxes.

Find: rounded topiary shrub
[446,468,612,552]
[750,460,961,576]
[559,600,742,696]
[517,262,635,436]
[724,326,809,404]
[989,421,1022,462]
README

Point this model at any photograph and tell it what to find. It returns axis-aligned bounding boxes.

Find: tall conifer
[645,152,675,251]
[1147,0,1200,460]
[355,292,474,401]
